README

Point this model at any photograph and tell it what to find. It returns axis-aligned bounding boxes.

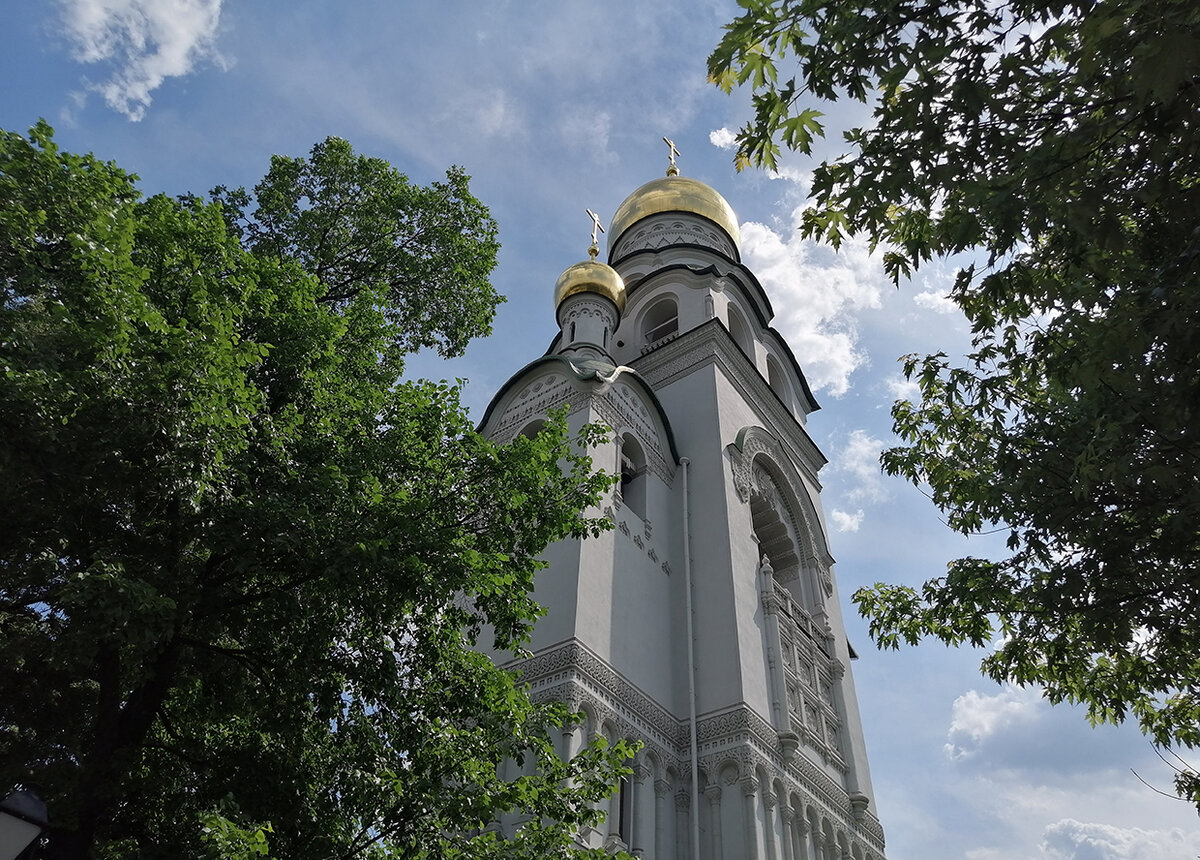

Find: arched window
[619,433,647,519]
[749,459,823,612]
[767,355,791,406]
[617,776,632,844]
[640,297,678,345]
[517,418,546,440]
[727,304,753,358]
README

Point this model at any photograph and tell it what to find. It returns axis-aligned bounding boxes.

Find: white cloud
[830,508,865,533]
[885,373,922,403]
[58,0,225,120]
[741,217,885,396]
[834,429,889,505]
[913,285,959,314]
[709,126,737,150]
[1041,819,1200,860]
[945,685,1042,760]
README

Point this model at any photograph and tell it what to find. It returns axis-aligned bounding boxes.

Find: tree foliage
[711,0,1200,805]
[0,122,630,858]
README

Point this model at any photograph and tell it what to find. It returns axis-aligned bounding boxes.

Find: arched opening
[749,458,822,614]
[517,418,546,440]
[767,355,791,407]
[750,483,802,584]
[617,775,632,844]
[641,297,679,346]
[619,433,647,519]
[727,304,753,359]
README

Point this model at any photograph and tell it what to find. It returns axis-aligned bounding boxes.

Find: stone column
[762,791,779,860]
[632,761,651,856]
[704,785,722,860]
[740,776,760,860]
[654,779,671,860]
[759,556,790,733]
[813,831,829,860]
[676,790,692,860]
[796,817,813,860]
[779,806,796,860]
[560,705,582,765]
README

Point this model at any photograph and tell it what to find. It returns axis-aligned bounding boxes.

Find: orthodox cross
[663,137,681,175]
[586,207,604,259]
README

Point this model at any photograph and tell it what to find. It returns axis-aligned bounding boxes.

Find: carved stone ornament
[729,425,834,596]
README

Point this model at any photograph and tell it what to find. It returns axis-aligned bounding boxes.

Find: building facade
[479,163,887,860]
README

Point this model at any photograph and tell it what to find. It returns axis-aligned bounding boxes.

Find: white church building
[479,154,888,860]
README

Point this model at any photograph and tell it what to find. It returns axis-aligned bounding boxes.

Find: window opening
[641,297,679,345]
[767,355,791,407]
[619,433,647,519]
[617,776,632,844]
[727,305,753,358]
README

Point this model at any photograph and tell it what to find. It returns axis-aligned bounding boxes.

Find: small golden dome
[608,174,741,253]
[553,259,627,314]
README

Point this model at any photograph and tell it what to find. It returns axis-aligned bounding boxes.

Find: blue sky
[4,2,1198,857]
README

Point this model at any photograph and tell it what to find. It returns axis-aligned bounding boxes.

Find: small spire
[586,207,604,259]
[663,137,681,176]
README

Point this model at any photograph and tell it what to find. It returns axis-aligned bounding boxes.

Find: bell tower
[480,153,888,860]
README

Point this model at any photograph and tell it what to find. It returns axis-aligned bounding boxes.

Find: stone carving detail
[589,384,673,483]
[661,561,672,576]
[648,548,658,563]
[513,641,683,748]
[729,426,834,597]
[612,213,737,261]
[559,295,617,321]
[503,564,882,845]
[491,373,572,441]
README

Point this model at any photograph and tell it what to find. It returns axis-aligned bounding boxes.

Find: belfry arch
[729,426,836,603]
[749,458,823,613]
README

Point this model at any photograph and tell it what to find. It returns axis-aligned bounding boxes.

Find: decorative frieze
[612,213,738,262]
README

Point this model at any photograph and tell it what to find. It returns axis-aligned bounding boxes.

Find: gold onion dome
[553,259,627,314]
[608,174,741,252]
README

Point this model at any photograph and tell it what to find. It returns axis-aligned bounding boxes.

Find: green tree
[710,0,1200,805]
[0,122,631,858]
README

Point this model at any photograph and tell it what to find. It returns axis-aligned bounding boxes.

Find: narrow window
[767,355,791,407]
[617,776,632,844]
[727,305,752,358]
[619,433,647,519]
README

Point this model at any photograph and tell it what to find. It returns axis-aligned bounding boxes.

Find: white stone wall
[477,203,887,860]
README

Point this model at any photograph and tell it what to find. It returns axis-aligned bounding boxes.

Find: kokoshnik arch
[479,147,889,860]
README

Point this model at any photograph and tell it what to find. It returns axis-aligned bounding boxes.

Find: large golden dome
[608,174,741,252]
[553,259,627,314]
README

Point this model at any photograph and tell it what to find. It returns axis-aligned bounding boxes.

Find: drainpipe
[681,457,701,860]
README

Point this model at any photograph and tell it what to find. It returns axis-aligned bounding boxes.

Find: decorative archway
[728,426,835,601]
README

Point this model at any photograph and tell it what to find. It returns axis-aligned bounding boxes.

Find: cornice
[634,319,827,488]
[507,639,886,852]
